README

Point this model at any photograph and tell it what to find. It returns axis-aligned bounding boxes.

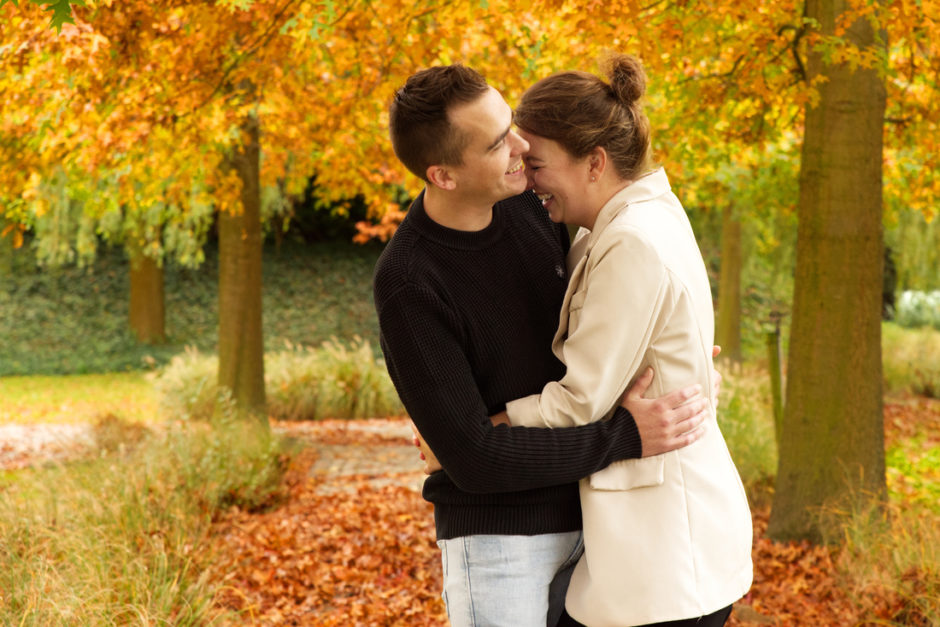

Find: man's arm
[378,283,648,494]
[417,366,707,474]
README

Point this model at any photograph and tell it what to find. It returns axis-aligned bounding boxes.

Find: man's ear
[427,164,457,191]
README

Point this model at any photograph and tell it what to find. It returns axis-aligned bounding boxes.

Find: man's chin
[505,182,528,198]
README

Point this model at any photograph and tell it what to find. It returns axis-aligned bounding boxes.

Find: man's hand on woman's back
[620,367,709,458]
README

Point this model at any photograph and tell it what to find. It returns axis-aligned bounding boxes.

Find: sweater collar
[408,189,506,250]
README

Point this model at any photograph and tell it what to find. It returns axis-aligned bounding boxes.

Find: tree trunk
[715,205,742,362]
[768,0,886,542]
[129,251,166,344]
[217,115,267,422]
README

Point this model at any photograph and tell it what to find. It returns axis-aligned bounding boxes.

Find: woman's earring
[590,176,596,182]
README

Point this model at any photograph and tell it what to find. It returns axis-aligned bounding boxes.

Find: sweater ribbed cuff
[609,406,643,460]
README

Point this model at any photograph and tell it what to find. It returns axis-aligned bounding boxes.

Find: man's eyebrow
[486,112,515,151]
[486,126,511,151]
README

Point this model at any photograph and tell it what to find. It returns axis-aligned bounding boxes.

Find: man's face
[446,87,530,205]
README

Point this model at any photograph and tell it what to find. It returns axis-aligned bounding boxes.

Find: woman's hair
[389,64,490,182]
[515,54,653,181]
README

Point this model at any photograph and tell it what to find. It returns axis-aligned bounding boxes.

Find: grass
[0,372,159,425]
[883,321,940,398]
[0,414,287,625]
[852,395,940,625]
[887,442,940,513]
[715,360,779,501]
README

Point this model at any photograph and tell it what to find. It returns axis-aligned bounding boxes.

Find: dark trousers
[556,603,733,627]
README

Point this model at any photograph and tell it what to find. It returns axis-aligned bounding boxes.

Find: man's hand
[621,367,709,457]
[411,423,442,474]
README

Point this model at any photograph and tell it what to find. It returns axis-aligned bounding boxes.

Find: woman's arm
[505,230,677,429]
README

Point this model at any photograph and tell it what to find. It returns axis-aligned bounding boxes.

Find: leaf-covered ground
[206,401,940,626]
[208,422,446,625]
[2,399,935,625]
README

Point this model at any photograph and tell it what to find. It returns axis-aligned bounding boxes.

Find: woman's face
[519,130,594,228]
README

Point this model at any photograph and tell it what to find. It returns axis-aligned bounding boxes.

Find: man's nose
[510,130,529,154]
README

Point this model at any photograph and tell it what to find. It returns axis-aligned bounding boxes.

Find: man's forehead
[451,87,512,142]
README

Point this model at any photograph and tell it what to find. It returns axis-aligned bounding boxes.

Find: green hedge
[0,241,383,376]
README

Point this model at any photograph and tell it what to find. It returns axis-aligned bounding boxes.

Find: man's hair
[389,65,490,182]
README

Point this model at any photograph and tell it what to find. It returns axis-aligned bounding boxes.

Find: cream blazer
[506,169,753,626]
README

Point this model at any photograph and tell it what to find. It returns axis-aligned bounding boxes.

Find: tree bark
[217,115,267,421]
[715,205,742,362]
[768,0,886,542]
[128,250,166,344]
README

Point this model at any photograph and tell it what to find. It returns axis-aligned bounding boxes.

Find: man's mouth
[537,193,553,205]
[506,162,524,175]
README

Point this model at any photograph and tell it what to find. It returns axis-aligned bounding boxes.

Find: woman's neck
[583,176,633,231]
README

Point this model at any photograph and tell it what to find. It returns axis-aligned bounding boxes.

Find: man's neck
[423,186,495,232]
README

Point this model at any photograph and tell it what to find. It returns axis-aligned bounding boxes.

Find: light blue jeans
[436,531,584,627]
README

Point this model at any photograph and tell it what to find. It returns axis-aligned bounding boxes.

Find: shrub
[894,290,940,330]
[0,414,287,624]
[883,322,940,398]
[155,337,405,421]
[266,337,404,420]
[154,346,220,421]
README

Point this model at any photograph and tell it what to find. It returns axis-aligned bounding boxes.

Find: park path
[285,417,427,494]
[0,417,428,497]
[0,423,96,470]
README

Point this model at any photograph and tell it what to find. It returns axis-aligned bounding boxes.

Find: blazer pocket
[589,456,665,491]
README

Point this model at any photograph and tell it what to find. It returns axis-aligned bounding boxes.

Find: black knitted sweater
[373,190,642,540]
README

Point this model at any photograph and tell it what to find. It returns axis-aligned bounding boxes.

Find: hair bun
[604,54,646,105]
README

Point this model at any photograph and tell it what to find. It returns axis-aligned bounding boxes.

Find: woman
[504,55,753,626]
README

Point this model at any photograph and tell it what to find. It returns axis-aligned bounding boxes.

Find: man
[373,65,708,626]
